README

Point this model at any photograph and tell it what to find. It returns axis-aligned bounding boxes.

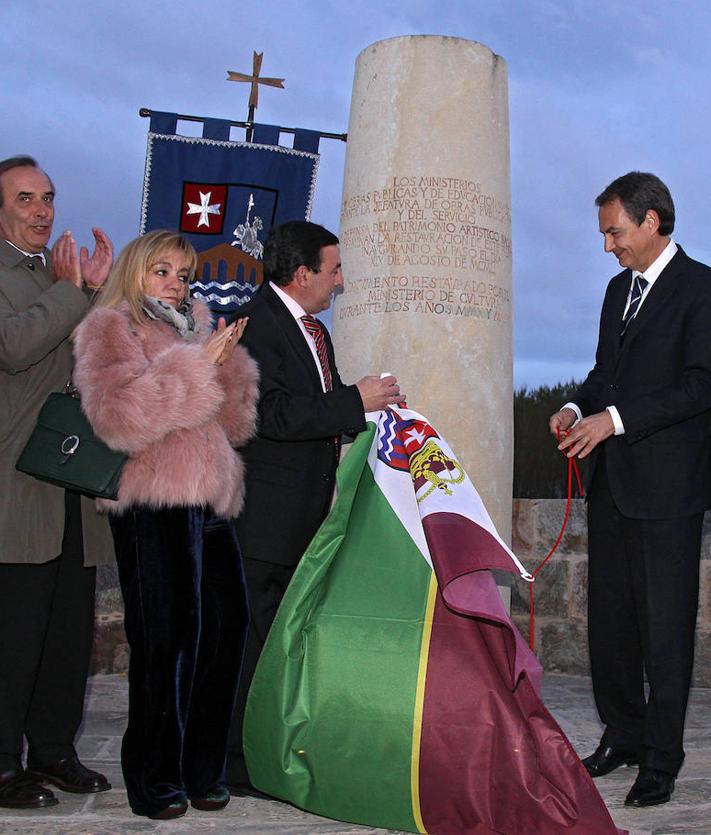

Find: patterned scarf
[142,296,200,341]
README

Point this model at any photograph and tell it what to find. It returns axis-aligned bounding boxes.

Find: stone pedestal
[334,35,513,540]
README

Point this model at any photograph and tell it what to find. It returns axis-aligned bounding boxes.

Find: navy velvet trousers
[110,506,247,816]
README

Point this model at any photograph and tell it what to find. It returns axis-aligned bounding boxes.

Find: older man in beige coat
[0,155,114,809]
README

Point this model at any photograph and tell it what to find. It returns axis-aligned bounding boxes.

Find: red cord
[528,429,584,651]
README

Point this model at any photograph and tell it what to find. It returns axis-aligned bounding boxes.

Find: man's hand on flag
[356,374,404,411]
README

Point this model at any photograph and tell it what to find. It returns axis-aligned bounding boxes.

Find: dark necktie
[620,275,648,340]
[301,315,333,392]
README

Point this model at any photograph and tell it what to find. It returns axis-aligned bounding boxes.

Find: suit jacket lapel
[264,284,323,391]
[617,248,685,360]
[605,272,630,362]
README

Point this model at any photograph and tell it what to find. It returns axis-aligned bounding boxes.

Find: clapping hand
[203,317,249,365]
[51,231,82,288]
[51,227,113,289]
[80,228,113,289]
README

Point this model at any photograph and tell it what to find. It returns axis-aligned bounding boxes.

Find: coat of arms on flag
[140,111,320,314]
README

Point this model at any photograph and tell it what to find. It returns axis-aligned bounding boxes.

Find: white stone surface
[334,35,513,540]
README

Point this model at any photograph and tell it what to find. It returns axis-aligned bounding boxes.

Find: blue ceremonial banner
[140,112,320,313]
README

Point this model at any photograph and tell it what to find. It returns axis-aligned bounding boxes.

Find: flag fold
[244,408,624,835]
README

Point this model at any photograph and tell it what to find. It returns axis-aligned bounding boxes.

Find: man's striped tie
[620,275,648,340]
[301,314,333,392]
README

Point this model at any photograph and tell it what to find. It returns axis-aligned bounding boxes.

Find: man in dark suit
[549,172,711,807]
[226,220,403,793]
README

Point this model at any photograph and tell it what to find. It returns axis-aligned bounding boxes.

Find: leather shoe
[0,769,58,809]
[191,783,230,811]
[625,768,675,807]
[148,800,189,820]
[27,755,111,794]
[582,744,639,777]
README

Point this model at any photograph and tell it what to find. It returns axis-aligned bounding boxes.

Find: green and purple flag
[244,408,623,835]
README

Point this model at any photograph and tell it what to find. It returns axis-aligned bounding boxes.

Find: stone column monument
[334,35,513,541]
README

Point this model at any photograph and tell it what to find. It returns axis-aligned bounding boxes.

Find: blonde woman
[72,231,258,820]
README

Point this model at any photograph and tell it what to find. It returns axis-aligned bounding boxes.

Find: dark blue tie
[620,275,648,340]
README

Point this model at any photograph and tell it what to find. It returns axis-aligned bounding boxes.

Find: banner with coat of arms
[140,111,320,313]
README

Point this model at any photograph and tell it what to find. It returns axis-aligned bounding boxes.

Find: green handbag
[16,390,126,500]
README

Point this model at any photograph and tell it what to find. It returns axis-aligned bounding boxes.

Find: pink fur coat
[72,300,259,519]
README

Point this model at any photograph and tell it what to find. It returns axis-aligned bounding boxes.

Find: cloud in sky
[3,0,711,387]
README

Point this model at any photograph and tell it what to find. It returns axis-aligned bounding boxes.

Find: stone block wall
[91,499,711,686]
[510,499,711,687]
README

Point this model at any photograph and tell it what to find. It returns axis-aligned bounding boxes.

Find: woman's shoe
[191,784,230,811]
[147,800,189,819]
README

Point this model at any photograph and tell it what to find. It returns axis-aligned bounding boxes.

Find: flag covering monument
[244,409,623,834]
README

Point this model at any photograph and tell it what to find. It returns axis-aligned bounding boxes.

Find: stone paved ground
[1,673,709,835]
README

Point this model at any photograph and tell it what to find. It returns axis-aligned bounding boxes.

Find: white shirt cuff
[561,402,582,426]
[606,405,625,435]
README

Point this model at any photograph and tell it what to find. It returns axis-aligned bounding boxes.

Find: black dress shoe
[191,783,231,811]
[582,744,639,777]
[148,800,189,820]
[27,755,111,794]
[625,768,675,807]
[0,769,58,809]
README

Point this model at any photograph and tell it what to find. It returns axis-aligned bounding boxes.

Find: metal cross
[227,51,285,114]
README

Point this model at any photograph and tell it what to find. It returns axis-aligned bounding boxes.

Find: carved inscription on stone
[339,176,511,323]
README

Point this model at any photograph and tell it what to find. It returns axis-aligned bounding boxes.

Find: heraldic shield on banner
[140,111,320,314]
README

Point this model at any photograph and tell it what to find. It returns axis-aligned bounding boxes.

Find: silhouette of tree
[513,381,588,498]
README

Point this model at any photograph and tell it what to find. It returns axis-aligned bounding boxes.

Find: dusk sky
[4,0,711,387]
